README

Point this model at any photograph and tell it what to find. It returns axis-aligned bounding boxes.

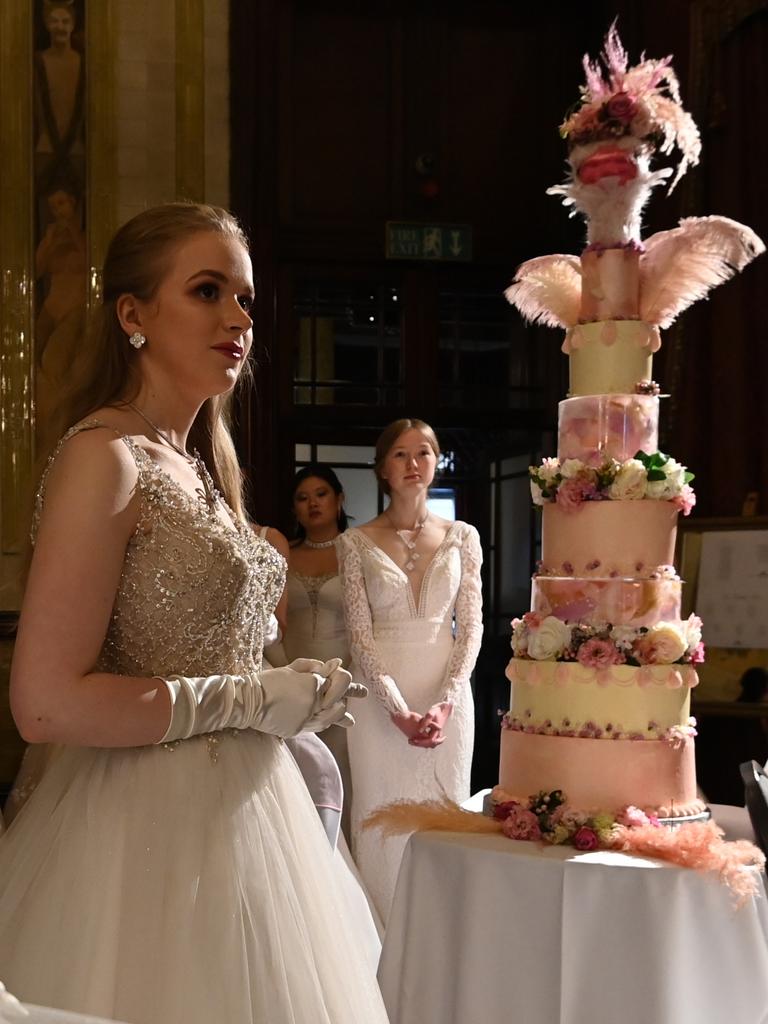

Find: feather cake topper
[505,23,764,331]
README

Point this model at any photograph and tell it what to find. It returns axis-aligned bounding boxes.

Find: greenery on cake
[529,450,695,513]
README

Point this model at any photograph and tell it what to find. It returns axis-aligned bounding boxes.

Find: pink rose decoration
[690,641,706,665]
[572,826,600,851]
[616,805,650,828]
[493,799,522,821]
[576,638,623,668]
[672,483,696,516]
[605,91,638,123]
[501,806,542,841]
[523,611,543,629]
[556,476,597,513]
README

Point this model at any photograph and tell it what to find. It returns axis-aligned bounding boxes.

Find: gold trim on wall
[0,1,34,600]
[175,0,205,202]
[86,0,117,308]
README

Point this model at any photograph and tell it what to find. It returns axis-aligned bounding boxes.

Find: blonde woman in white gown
[0,204,388,1024]
[338,419,483,922]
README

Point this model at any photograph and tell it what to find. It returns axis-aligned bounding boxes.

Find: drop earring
[129,331,146,349]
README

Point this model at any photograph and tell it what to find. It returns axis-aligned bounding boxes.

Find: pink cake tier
[505,659,698,738]
[557,394,659,467]
[579,248,640,322]
[541,500,677,578]
[532,574,681,627]
[499,729,704,818]
[564,320,660,396]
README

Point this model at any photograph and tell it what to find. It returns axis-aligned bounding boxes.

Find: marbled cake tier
[563,320,660,396]
[505,659,697,738]
[557,394,659,466]
[541,501,677,578]
[499,729,703,818]
[532,574,681,627]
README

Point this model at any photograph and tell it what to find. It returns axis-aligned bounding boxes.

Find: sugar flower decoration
[560,21,701,192]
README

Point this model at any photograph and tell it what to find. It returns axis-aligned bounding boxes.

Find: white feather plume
[504,254,582,328]
[640,216,765,327]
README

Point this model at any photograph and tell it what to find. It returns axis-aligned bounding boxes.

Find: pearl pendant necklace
[385,511,428,572]
[304,536,338,549]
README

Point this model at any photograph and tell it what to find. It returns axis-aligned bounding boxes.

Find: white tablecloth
[379,809,768,1024]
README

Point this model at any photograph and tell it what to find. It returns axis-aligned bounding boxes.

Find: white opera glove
[158,658,367,743]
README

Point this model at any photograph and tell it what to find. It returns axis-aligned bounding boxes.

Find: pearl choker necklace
[304,537,338,549]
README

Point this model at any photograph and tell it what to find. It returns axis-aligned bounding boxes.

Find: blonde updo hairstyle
[46,202,252,520]
[373,418,440,496]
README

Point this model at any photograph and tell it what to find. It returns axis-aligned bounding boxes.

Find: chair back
[740,760,768,859]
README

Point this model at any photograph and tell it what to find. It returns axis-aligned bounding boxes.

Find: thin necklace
[127,402,220,514]
[384,510,428,573]
[304,536,338,549]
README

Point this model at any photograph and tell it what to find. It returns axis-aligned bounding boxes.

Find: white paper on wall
[695,530,768,648]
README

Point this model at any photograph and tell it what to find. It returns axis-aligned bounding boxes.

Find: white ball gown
[270,558,384,952]
[337,522,483,922]
[0,423,389,1024]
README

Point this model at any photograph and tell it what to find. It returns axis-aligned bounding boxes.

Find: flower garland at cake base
[364,793,764,904]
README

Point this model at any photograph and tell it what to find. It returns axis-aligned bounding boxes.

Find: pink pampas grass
[609,819,765,904]
[364,797,503,838]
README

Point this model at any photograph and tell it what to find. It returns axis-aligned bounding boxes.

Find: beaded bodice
[34,421,286,679]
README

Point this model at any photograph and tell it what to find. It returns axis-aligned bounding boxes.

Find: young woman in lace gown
[0,204,388,1024]
[337,419,484,921]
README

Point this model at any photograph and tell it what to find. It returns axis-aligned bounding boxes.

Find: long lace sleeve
[440,524,484,704]
[337,532,409,716]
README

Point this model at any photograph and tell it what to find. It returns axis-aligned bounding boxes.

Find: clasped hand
[391,701,453,748]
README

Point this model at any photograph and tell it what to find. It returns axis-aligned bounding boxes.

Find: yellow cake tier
[505,658,697,738]
[563,320,660,396]
[541,500,677,578]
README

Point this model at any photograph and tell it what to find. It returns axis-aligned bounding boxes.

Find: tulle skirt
[0,731,389,1024]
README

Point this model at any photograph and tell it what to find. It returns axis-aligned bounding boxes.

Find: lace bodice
[34,421,286,679]
[337,522,483,715]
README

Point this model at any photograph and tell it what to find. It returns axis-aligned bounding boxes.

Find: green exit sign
[385,222,473,262]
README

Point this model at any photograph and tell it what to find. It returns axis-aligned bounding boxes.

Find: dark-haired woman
[279,466,353,816]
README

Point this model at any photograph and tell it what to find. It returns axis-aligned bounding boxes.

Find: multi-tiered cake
[498,26,764,820]
[500,252,703,819]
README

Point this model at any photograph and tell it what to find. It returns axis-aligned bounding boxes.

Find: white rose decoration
[645,458,686,500]
[608,459,647,501]
[645,477,670,500]
[610,624,638,650]
[644,623,687,662]
[526,615,572,660]
[663,458,686,491]
[538,457,561,485]
[530,480,546,506]
[683,614,703,649]
[560,458,585,480]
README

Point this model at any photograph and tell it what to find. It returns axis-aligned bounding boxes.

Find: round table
[379,825,768,1024]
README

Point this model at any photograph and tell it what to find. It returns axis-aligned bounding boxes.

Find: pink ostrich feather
[610,820,765,905]
[505,254,581,328]
[640,216,765,327]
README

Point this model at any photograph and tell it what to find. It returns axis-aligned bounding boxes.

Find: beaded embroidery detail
[33,421,286,764]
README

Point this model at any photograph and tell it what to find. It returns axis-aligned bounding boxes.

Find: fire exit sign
[385,222,473,262]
